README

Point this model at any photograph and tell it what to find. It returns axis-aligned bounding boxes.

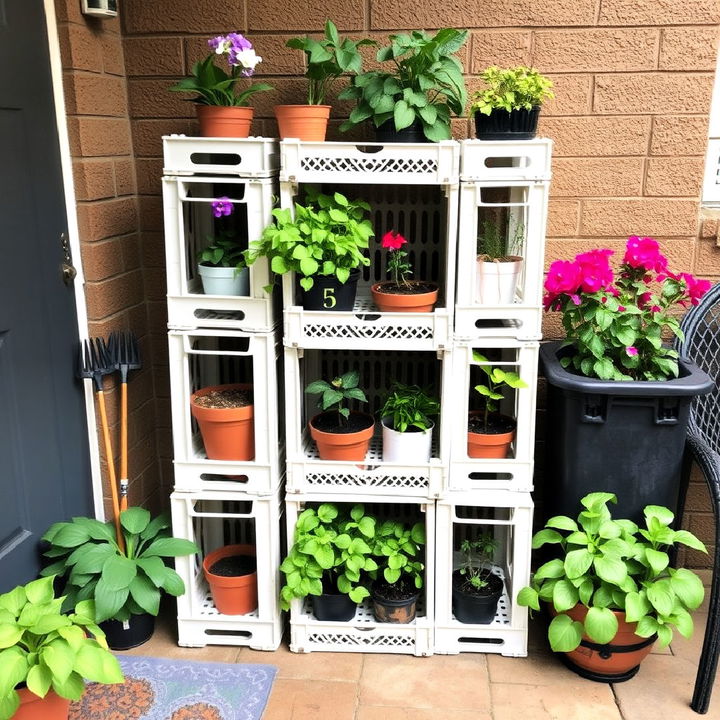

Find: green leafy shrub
[472,352,527,433]
[379,382,439,432]
[368,519,426,589]
[457,535,499,591]
[305,370,368,426]
[470,66,553,115]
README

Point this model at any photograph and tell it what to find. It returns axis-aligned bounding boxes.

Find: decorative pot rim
[196,104,254,115]
[476,255,523,264]
[202,543,257,582]
[274,103,332,110]
[467,411,517,438]
[190,383,254,420]
[309,411,375,439]
[371,281,439,296]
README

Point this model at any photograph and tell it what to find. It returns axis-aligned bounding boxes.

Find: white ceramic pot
[475,257,522,305]
[197,264,249,296]
[381,417,433,463]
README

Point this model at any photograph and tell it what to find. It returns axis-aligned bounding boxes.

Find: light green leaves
[584,607,618,644]
[548,614,583,652]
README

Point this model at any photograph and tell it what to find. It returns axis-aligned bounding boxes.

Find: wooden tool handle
[120,382,128,512]
[97,390,125,553]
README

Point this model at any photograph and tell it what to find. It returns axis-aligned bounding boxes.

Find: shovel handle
[97,390,125,554]
[120,382,128,511]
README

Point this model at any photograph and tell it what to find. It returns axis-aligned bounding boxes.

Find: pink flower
[626,346,638,357]
[638,291,652,309]
[576,249,614,293]
[211,197,233,217]
[381,230,407,250]
[544,260,582,295]
[623,236,668,273]
[618,305,626,312]
[680,273,712,306]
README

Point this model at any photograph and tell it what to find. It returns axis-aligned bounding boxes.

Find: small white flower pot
[197,264,249,296]
[381,417,433,463]
[475,257,522,305]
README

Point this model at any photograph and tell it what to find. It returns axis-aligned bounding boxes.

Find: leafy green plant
[198,230,246,269]
[41,508,199,623]
[0,576,124,720]
[470,66,553,115]
[279,504,378,609]
[457,535,499,591]
[368,519,426,590]
[477,219,524,261]
[517,493,707,652]
[472,351,528,433]
[379,382,439,433]
[339,28,468,141]
[244,190,373,292]
[306,370,368,427]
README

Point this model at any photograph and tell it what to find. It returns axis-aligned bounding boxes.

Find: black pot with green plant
[452,535,503,624]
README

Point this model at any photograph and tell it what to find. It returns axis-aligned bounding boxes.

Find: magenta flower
[680,273,712,306]
[211,197,233,218]
[381,230,407,250]
[623,236,668,274]
[576,249,614,293]
[626,346,638,357]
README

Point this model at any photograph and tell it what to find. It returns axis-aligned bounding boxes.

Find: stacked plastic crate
[162,137,284,650]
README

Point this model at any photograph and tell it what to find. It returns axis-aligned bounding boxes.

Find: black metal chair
[676,281,720,714]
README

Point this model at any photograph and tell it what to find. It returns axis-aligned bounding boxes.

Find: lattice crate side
[454,180,548,341]
[171,490,283,649]
[285,494,435,655]
[172,455,283,495]
[433,490,533,656]
[162,135,279,177]
[279,181,457,351]
[460,138,552,183]
[283,346,451,498]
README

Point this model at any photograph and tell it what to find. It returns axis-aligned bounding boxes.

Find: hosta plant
[518,492,707,652]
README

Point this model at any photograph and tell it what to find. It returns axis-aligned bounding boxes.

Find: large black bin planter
[540,341,713,524]
[100,613,156,650]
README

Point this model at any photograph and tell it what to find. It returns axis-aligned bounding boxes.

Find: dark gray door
[0,0,93,591]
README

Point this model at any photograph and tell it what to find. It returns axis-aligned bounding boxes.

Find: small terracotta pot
[191,383,254,461]
[197,105,254,138]
[370,282,439,313]
[467,411,515,459]
[309,412,375,461]
[274,105,330,141]
[203,544,258,615]
[14,688,71,720]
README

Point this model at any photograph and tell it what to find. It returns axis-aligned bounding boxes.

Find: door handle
[60,233,77,285]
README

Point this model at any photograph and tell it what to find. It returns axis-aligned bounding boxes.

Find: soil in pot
[208,554,257,577]
[371,281,439,312]
[100,613,156,651]
[371,578,420,623]
[193,386,252,410]
[309,411,375,462]
[451,569,503,624]
[15,687,71,720]
[467,412,516,459]
[203,544,258,615]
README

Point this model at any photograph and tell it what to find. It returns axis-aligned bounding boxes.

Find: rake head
[78,337,114,392]
[109,331,141,383]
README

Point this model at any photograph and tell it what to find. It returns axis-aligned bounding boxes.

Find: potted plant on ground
[203,544,258,615]
[452,535,503,624]
[339,28,468,142]
[279,503,376,621]
[518,492,707,681]
[41,508,198,651]
[379,382,440,462]
[541,236,713,522]
[305,370,374,461]
[468,352,527,458]
[0,576,124,720]
[470,66,553,140]
[169,33,272,137]
[475,219,524,305]
[275,20,373,141]
[245,190,373,311]
[371,230,439,312]
[196,197,249,296]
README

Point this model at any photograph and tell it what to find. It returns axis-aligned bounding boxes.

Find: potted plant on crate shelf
[371,230,439,312]
[280,503,377,621]
[41,509,198,651]
[305,370,375,461]
[468,352,527,459]
[470,66,553,140]
[245,190,373,311]
[339,28,468,142]
[169,33,273,138]
[0,576,124,720]
[452,535,503,624]
[518,492,707,681]
[203,544,258,615]
[475,219,524,305]
[379,382,440,462]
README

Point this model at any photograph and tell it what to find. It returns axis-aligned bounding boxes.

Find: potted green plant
[41,508,198,651]
[475,219,524,305]
[0,575,124,720]
[370,230,439,312]
[169,33,272,137]
[468,352,527,458]
[279,503,376,621]
[275,20,373,141]
[379,382,439,462]
[470,66,554,140]
[245,190,373,311]
[305,370,374,461]
[452,535,503,624]
[339,28,468,142]
[518,493,707,681]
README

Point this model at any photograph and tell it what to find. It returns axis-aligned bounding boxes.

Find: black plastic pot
[540,341,713,524]
[473,107,540,140]
[371,583,420,624]
[451,570,503,624]
[374,120,428,143]
[299,269,360,311]
[312,592,357,621]
[100,613,155,650]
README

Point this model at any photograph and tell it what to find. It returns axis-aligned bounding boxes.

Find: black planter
[299,269,360,311]
[451,570,503,624]
[312,592,357,621]
[473,107,540,140]
[370,582,420,624]
[100,613,155,650]
[540,341,713,524]
[374,120,428,143]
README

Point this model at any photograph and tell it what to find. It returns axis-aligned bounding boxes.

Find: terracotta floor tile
[357,707,489,720]
[488,647,584,686]
[262,678,358,720]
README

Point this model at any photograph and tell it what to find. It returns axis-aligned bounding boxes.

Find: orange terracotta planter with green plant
[14,689,70,720]
[203,544,258,615]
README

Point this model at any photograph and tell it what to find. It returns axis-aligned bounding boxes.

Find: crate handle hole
[468,472,514,481]
[205,629,253,638]
[354,313,381,322]
[457,636,504,645]
[355,145,384,154]
[200,473,249,483]
[190,152,242,166]
[484,156,530,168]
[194,309,246,321]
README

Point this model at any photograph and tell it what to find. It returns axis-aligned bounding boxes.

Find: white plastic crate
[163,175,277,332]
[448,340,539,492]
[168,329,283,493]
[163,135,279,177]
[460,138,552,183]
[454,180,549,341]
[285,494,435,655]
[284,346,452,499]
[171,489,283,649]
[434,490,533,656]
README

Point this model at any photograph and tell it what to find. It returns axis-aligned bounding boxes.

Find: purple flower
[626,346,638,357]
[228,32,253,52]
[207,36,226,53]
[211,197,233,218]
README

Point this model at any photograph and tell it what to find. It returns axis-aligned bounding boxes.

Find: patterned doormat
[69,655,277,720]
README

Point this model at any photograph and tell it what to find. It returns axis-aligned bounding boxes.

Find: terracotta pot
[274,105,330,141]
[467,411,515,459]
[370,282,439,313]
[203,544,258,615]
[191,383,254,461]
[196,105,254,138]
[309,412,375,461]
[15,688,71,720]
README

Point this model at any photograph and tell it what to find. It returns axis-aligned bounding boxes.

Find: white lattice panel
[460,138,552,182]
